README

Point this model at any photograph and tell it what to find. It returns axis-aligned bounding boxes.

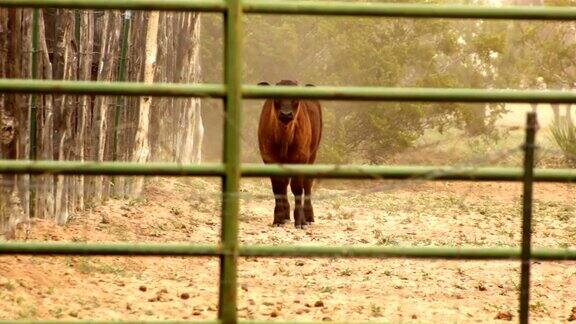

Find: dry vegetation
[1,152,575,322]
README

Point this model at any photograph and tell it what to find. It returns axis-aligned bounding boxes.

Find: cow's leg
[291,176,305,229]
[284,178,292,221]
[271,177,289,226]
[304,178,314,224]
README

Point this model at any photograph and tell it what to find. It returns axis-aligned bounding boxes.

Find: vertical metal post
[519,112,537,324]
[29,8,40,216]
[219,0,242,323]
[113,10,131,162]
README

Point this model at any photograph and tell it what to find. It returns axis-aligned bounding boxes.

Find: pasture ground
[1,127,576,323]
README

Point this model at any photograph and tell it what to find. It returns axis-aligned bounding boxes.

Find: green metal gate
[1,1,576,324]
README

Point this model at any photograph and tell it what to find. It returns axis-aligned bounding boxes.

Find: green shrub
[549,119,576,166]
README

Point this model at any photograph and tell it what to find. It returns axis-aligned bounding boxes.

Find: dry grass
[1,125,575,322]
[0,175,575,322]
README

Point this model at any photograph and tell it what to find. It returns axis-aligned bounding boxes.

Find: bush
[549,119,576,166]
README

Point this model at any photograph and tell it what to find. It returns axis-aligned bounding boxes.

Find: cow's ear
[305,83,315,87]
[258,82,270,86]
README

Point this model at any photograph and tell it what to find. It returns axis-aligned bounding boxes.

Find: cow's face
[258,80,301,125]
[274,98,298,124]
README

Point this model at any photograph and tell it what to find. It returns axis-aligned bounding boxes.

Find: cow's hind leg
[304,178,314,224]
[291,176,306,229]
[271,177,290,226]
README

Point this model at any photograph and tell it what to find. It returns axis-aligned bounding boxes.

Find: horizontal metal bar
[2,0,576,20]
[0,0,227,11]
[2,79,576,103]
[238,322,387,324]
[241,245,576,261]
[0,160,225,176]
[0,242,221,256]
[0,79,226,98]
[243,85,576,103]
[0,322,384,324]
[241,164,536,180]
[1,160,576,182]
[1,321,220,324]
[244,1,576,20]
[1,242,576,261]
[532,168,576,182]
[242,164,576,182]
[0,321,383,324]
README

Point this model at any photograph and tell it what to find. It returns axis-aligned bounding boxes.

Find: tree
[0,9,27,237]
[498,0,576,124]
[0,9,204,235]
[130,11,158,197]
[211,4,511,163]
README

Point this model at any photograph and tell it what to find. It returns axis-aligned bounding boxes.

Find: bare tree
[0,9,204,235]
[0,9,26,237]
[75,11,94,210]
[130,11,159,196]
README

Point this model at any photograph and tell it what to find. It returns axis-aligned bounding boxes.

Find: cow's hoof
[272,221,285,227]
[295,224,306,230]
[306,221,314,225]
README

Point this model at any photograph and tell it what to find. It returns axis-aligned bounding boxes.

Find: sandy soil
[1,177,575,322]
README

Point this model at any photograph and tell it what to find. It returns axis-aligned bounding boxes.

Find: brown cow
[257,80,323,229]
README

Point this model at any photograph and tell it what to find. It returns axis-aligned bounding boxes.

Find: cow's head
[258,80,315,125]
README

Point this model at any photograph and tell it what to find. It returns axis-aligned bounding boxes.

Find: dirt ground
[1,177,575,322]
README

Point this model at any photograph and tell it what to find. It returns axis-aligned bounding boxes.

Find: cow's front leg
[304,178,315,224]
[291,176,306,229]
[271,177,290,226]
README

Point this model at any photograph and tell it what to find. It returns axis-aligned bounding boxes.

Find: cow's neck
[274,102,300,160]
[276,120,298,160]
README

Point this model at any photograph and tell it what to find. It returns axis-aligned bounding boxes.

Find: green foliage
[2,281,15,291]
[549,120,576,166]
[200,1,575,163]
[69,257,127,275]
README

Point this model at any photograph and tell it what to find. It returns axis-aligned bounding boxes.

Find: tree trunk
[1,9,204,233]
[36,10,55,220]
[75,11,94,210]
[91,12,111,204]
[52,9,75,225]
[130,11,159,196]
[179,13,203,164]
[0,9,26,237]
[90,12,122,203]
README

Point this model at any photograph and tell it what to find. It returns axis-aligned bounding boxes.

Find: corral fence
[1,1,576,324]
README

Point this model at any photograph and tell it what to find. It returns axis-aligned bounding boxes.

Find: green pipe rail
[0,321,384,324]
[4,160,576,182]
[1,242,576,261]
[1,1,576,324]
[2,0,576,20]
[3,79,576,103]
